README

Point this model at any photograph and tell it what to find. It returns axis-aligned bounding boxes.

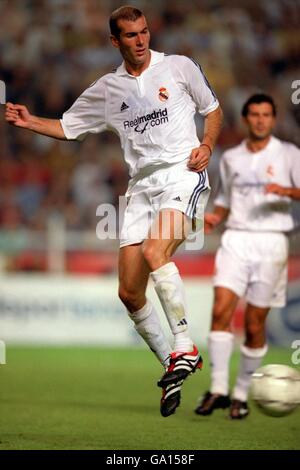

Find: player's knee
[211,303,231,330]
[246,320,265,342]
[118,286,144,311]
[142,242,165,270]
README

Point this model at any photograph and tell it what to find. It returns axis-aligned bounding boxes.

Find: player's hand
[187,145,211,172]
[5,103,32,128]
[265,183,288,197]
[204,212,222,234]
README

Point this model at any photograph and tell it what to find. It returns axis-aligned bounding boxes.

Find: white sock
[151,262,193,353]
[233,344,268,402]
[209,331,234,395]
[128,300,171,367]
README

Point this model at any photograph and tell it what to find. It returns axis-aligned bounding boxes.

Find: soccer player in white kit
[5,6,223,417]
[194,94,300,419]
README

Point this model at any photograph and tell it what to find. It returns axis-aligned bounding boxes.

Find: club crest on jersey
[158,87,169,102]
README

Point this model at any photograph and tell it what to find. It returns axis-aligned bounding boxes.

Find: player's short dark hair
[109,5,144,38]
[242,94,277,117]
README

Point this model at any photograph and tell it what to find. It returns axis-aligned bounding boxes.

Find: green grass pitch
[0,346,299,450]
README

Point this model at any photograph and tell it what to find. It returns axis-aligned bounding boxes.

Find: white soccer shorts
[213,229,289,308]
[120,162,210,247]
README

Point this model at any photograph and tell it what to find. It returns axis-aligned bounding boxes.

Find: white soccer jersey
[60,50,219,179]
[215,136,300,232]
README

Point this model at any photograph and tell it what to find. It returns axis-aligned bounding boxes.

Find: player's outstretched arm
[204,205,229,234]
[5,102,66,140]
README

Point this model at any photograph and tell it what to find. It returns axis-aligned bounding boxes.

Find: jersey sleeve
[60,79,108,140]
[214,155,231,208]
[172,55,219,116]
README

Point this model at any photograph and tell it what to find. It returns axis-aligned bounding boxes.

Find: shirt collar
[243,135,279,154]
[116,50,164,76]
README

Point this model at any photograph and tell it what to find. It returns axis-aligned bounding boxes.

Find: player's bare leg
[143,209,193,352]
[244,303,270,349]
[143,210,197,354]
[143,210,202,382]
[211,286,240,332]
[195,286,239,415]
[230,303,269,419]
[118,244,172,367]
[141,209,203,415]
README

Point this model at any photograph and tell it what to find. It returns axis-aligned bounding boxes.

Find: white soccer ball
[250,364,300,417]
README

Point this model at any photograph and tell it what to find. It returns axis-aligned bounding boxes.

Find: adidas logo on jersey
[173,196,182,202]
[120,102,129,112]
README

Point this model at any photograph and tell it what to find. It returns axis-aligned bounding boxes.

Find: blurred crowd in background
[0,0,299,239]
